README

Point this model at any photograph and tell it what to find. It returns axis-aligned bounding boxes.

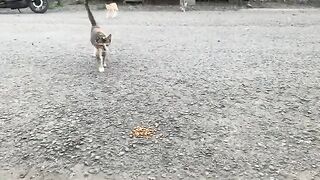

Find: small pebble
[147,176,156,180]
[94,156,100,160]
[88,168,99,174]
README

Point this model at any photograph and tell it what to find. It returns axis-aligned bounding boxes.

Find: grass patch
[48,1,64,9]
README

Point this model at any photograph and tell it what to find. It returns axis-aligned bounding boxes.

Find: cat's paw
[98,67,105,72]
[103,61,108,67]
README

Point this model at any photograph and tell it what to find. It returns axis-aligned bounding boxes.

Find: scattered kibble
[130,126,155,139]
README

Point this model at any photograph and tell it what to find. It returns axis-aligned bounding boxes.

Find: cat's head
[96,33,112,46]
[105,4,111,9]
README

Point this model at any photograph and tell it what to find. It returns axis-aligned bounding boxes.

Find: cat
[85,0,112,72]
[180,0,188,12]
[105,2,118,18]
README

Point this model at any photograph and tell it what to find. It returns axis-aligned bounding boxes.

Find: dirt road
[0,7,320,180]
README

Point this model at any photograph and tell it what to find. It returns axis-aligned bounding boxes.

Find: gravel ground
[0,7,320,180]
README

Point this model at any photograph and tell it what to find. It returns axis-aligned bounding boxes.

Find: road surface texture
[0,7,320,180]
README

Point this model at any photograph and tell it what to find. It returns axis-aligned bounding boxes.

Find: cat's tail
[84,0,97,26]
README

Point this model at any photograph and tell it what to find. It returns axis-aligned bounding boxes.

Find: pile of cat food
[130,126,155,139]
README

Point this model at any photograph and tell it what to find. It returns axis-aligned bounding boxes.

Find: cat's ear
[107,34,112,42]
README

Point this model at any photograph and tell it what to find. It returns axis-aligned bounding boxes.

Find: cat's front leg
[103,54,107,68]
[103,47,110,67]
[96,48,105,72]
[106,11,109,18]
[112,11,118,18]
[106,11,112,18]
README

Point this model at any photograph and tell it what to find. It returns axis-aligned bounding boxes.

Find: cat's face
[96,34,112,46]
[105,4,113,9]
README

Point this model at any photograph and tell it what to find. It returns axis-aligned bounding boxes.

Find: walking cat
[85,0,112,72]
[180,0,188,12]
[105,2,118,18]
